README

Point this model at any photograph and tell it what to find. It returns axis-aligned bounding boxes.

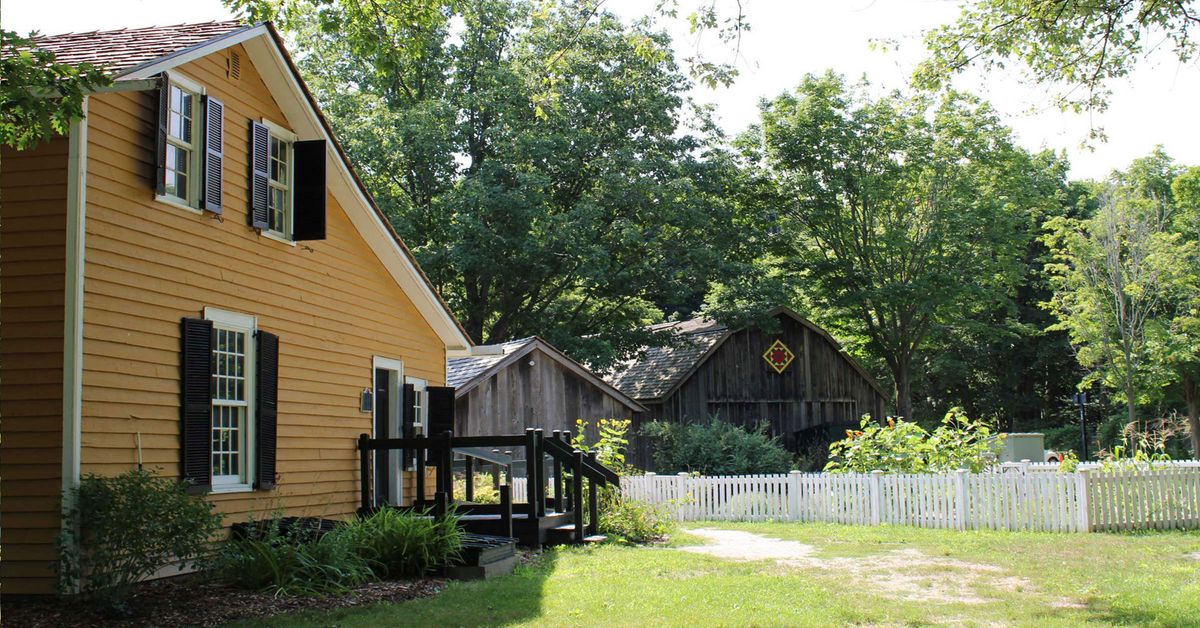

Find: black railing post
[562,431,573,512]
[551,430,564,512]
[358,433,372,513]
[464,455,475,502]
[499,484,513,539]
[414,434,427,507]
[524,429,540,546]
[434,490,448,521]
[587,451,600,536]
[440,430,454,502]
[491,451,502,492]
[534,429,546,517]
[573,449,585,542]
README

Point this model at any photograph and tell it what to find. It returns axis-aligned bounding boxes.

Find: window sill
[210,483,254,494]
[260,230,297,247]
[155,194,204,215]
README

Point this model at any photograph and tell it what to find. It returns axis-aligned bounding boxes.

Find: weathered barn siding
[626,311,886,470]
[78,46,447,523]
[455,347,637,449]
[0,138,69,593]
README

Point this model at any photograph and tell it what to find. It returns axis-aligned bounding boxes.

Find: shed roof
[605,307,887,401]
[447,337,646,412]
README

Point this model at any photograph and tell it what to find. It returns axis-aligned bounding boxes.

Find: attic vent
[227,52,241,80]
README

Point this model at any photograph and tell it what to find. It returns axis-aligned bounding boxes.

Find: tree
[1166,166,1200,454]
[253,0,753,367]
[1043,150,1194,431]
[917,0,1200,129]
[1,29,110,149]
[756,72,1040,421]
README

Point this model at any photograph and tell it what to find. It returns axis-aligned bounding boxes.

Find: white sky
[5,0,1198,180]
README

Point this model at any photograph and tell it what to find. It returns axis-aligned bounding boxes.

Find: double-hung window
[163,76,203,207]
[206,308,256,491]
[263,121,296,239]
[406,377,429,435]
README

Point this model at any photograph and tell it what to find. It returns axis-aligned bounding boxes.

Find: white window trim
[156,72,205,210]
[405,376,429,436]
[205,307,257,493]
[262,118,296,241]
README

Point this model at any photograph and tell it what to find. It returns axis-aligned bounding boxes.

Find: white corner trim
[62,97,88,497]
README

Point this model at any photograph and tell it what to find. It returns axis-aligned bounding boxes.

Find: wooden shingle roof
[604,307,888,402]
[447,338,535,388]
[28,21,247,75]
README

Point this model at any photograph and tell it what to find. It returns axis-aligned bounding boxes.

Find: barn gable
[607,307,888,465]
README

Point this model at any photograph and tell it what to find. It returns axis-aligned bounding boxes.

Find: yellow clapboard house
[0,21,472,594]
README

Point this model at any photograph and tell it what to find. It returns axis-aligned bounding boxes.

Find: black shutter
[292,140,327,241]
[256,330,279,490]
[427,386,456,436]
[180,317,213,493]
[249,121,270,229]
[402,383,416,470]
[155,71,171,196]
[201,95,224,214]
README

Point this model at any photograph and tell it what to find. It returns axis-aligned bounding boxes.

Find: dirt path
[680,528,1077,608]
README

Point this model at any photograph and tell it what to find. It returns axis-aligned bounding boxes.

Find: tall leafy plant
[59,470,223,610]
[825,409,1002,473]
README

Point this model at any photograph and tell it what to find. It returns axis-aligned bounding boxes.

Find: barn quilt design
[762,339,795,374]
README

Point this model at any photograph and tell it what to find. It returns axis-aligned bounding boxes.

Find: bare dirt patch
[680,528,1069,607]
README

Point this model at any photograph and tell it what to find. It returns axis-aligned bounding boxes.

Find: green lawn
[234,522,1200,627]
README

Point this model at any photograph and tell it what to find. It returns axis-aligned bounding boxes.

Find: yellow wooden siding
[80,44,446,524]
[0,138,68,594]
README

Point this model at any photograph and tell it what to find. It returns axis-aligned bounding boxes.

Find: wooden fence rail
[611,467,1200,532]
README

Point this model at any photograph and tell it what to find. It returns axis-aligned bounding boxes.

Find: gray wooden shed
[448,337,646,453]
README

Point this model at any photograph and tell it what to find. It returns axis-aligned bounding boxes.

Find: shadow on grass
[232,550,560,627]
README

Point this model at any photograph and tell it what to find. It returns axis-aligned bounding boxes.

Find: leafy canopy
[1,29,110,149]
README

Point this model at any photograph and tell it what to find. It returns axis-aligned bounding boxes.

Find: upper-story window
[262,120,295,239]
[164,76,203,206]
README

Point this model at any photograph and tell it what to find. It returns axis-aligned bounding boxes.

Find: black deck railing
[356,428,617,545]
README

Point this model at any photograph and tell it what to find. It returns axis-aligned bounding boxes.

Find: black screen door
[373,368,391,506]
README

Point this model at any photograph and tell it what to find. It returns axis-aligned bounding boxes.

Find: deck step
[582,535,607,543]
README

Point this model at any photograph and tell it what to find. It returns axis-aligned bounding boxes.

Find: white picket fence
[618,467,1200,533]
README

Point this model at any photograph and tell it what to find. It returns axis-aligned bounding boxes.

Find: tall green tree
[254,0,753,367]
[756,72,1042,421]
[1044,150,1196,433]
[918,1,1200,128]
[1166,166,1200,453]
[1,29,109,149]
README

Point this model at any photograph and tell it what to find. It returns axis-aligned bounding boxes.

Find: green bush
[214,520,375,596]
[824,408,1002,473]
[454,472,501,504]
[59,469,224,610]
[337,508,464,578]
[641,419,794,475]
[598,489,675,543]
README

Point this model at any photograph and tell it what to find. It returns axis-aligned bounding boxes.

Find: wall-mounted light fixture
[360,388,374,413]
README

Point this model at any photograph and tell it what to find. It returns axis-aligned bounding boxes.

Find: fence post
[869,471,882,526]
[955,469,969,530]
[1076,469,1092,532]
[677,472,689,521]
[789,470,802,521]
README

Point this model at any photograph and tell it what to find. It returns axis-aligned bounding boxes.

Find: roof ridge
[32,20,245,41]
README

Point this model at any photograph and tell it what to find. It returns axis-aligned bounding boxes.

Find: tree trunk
[1184,374,1200,459]
[893,358,913,421]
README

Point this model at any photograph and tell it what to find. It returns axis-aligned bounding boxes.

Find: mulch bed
[2,574,446,627]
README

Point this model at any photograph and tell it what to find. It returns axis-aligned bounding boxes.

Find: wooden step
[582,535,607,544]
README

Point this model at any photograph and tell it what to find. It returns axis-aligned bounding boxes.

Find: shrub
[571,418,634,473]
[824,408,1002,473]
[337,508,463,578]
[213,520,375,596]
[598,489,675,543]
[641,418,794,475]
[454,472,501,504]
[59,469,224,610]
